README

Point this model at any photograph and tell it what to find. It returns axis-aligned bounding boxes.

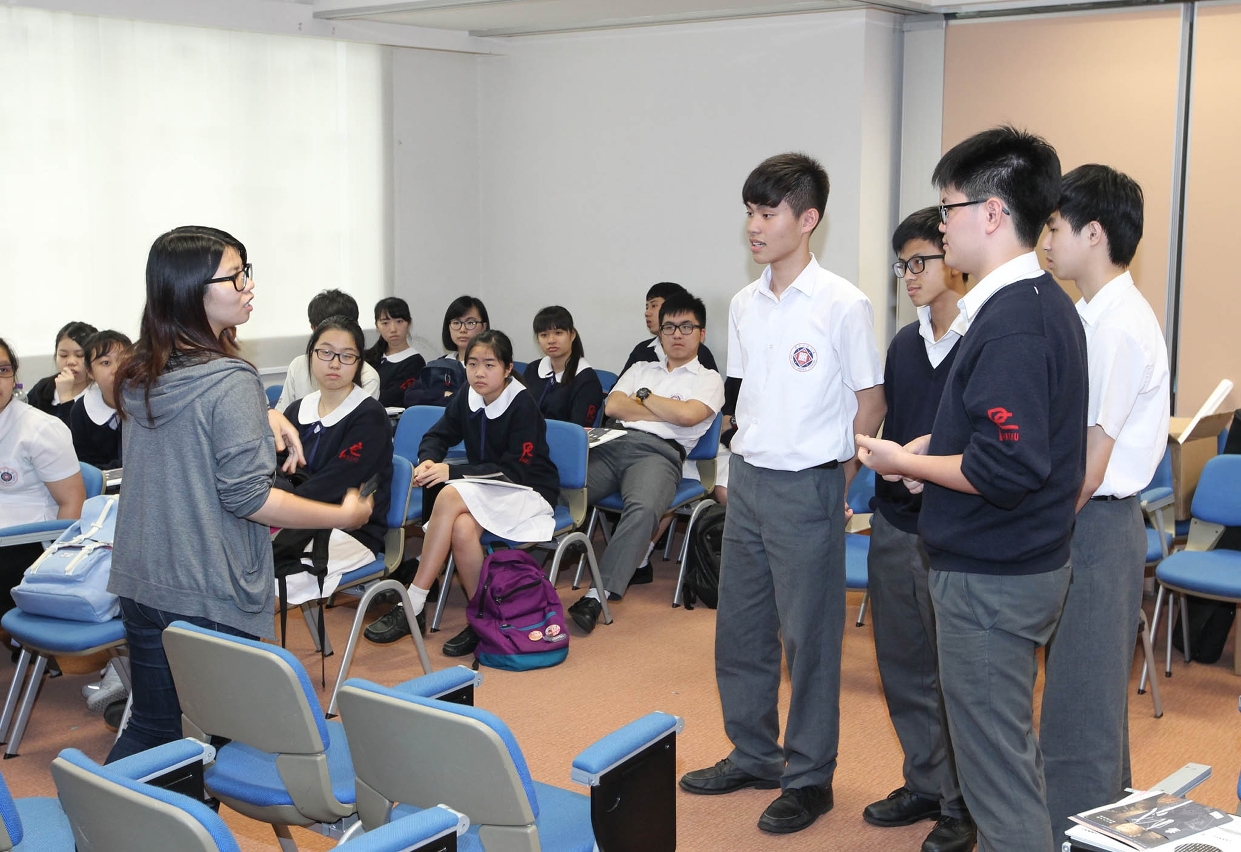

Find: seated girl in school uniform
[276,316,393,605]
[69,330,132,470]
[27,321,98,426]
[367,329,559,656]
[402,295,489,408]
[521,305,605,428]
[365,297,425,408]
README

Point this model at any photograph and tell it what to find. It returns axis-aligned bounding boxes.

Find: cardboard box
[1168,411,1233,521]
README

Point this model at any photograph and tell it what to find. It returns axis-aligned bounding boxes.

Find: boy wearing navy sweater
[858,126,1087,852]
[864,208,974,852]
[619,281,719,375]
[1039,165,1170,849]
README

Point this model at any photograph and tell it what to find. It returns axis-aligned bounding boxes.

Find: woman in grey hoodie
[106,226,374,762]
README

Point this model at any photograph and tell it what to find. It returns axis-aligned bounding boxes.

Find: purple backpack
[466,549,569,670]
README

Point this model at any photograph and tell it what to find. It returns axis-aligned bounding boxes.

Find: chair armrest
[0,520,70,548]
[98,738,215,783]
[392,666,482,705]
[339,805,468,851]
[571,712,684,786]
[1141,487,1174,514]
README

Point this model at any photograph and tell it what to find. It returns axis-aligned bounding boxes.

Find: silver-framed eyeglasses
[893,254,945,278]
[312,348,360,366]
[449,318,483,332]
[205,263,254,292]
[660,321,702,336]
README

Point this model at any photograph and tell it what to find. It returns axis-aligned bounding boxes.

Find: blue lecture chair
[844,465,876,627]
[0,765,73,850]
[265,385,282,408]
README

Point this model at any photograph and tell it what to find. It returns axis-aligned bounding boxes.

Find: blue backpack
[466,549,569,671]
[12,495,120,622]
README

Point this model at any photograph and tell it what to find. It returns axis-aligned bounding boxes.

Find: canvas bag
[13,495,120,622]
[466,549,569,670]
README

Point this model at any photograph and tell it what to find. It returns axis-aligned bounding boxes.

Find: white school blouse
[0,399,80,525]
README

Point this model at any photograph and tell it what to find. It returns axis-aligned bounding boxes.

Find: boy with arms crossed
[857,126,1087,852]
[865,208,974,852]
[680,152,885,836]
[1040,164,1170,849]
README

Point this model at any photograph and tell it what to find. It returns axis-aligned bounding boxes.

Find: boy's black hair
[932,125,1061,248]
[307,289,360,327]
[532,305,585,384]
[645,282,687,302]
[55,321,98,352]
[658,291,706,329]
[742,152,830,226]
[441,295,489,352]
[84,330,133,367]
[1056,164,1144,266]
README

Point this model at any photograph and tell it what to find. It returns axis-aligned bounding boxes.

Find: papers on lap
[587,427,626,448]
[461,472,532,491]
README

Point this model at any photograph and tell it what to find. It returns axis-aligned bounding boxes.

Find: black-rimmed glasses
[205,263,254,292]
[937,200,987,223]
[449,318,483,332]
[312,348,361,366]
[660,321,702,336]
[893,254,945,278]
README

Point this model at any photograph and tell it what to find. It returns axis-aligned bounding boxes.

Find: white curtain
[0,7,388,357]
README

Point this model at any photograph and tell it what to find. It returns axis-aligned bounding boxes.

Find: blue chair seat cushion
[0,611,125,654]
[206,720,355,808]
[340,557,387,588]
[14,796,73,850]
[1156,549,1241,600]
[1146,527,1172,563]
[393,784,591,852]
[844,534,869,591]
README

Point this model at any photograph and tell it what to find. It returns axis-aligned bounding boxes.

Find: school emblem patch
[789,344,817,372]
[0,468,14,485]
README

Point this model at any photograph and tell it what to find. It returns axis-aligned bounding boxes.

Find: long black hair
[365,296,413,366]
[441,295,489,353]
[532,305,584,383]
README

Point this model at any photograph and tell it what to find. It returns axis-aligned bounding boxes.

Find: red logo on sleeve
[339,442,364,461]
[400,377,417,391]
[585,405,598,425]
[987,408,1020,442]
[520,442,534,464]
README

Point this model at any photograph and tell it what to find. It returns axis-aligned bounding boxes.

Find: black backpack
[682,503,726,610]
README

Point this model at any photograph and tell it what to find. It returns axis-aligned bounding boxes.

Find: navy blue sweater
[919,273,1087,575]
[521,362,605,428]
[873,321,959,535]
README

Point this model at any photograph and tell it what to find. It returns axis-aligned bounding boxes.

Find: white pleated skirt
[447,480,556,543]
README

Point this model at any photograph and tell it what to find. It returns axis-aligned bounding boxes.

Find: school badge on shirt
[789,344,817,372]
[0,467,16,485]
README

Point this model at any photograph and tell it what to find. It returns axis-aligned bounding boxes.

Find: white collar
[383,347,419,364]
[916,304,969,345]
[536,355,592,380]
[1076,270,1136,326]
[82,383,117,427]
[662,356,703,376]
[758,254,819,301]
[298,385,368,428]
[467,377,524,418]
[958,251,1044,328]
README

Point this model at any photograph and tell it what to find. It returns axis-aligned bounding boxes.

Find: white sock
[405,584,431,616]
[584,588,601,603]
[639,541,655,569]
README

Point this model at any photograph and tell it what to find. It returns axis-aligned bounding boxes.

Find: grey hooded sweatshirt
[109,357,276,639]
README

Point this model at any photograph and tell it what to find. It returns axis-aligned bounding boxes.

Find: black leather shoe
[757,785,832,834]
[442,625,479,657]
[863,787,941,827]
[629,564,653,585]
[922,815,976,852]
[364,604,424,644]
[568,596,603,634]
[679,758,781,796]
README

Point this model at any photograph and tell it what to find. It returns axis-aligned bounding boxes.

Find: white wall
[462,10,905,370]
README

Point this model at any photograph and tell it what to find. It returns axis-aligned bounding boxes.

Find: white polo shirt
[612,357,724,453]
[0,399,81,525]
[728,255,883,471]
[1077,271,1170,498]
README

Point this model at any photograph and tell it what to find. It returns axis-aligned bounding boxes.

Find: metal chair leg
[1178,594,1191,663]
[0,649,32,743]
[662,517,677,560]
[5,654,49,757]
[1141,587,1166,693]
[430,555,457,633]
[557,531,612,626]
[856,592,870,627]
[573,508,601,589]
[1136,610,1163,718]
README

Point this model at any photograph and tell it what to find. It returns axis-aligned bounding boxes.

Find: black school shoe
[568,596,603,634]
[922,815,977,852]
[442,625,479,657]
[363,604,426,644]
[863,786,941,827]
[757,785,833,834]
[679,758,781,795]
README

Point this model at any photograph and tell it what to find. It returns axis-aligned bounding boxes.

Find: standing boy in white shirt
[679,152,885,836]
[1039,164,1170,849]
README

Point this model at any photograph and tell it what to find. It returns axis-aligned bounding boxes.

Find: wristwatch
[635,388,651,404]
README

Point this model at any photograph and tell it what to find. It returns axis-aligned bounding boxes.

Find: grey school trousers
[715,456,845,789]
[867,512,966,818]
[931,563,1071,852]
[586,430,682,596]
[1042,497,1146,850]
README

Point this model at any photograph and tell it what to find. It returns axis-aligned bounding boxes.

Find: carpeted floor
[2,536,1238,851]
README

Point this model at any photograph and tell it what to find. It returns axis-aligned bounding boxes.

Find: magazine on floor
[1069,791,1233,849]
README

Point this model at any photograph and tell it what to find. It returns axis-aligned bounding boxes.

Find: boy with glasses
[567,291,723,633]
[864,207,974,852]
[680,152,885,836]
[857,126,1088,852]
[276,289,381,409]
[1039,165,1169,849]
[620,281,719,375]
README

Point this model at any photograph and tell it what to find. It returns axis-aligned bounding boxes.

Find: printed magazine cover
[1071,792,1232,849]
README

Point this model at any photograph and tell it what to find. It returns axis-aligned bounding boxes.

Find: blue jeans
[106,597,256,763]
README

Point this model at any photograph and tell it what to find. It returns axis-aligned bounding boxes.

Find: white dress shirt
[917,305,969,369]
